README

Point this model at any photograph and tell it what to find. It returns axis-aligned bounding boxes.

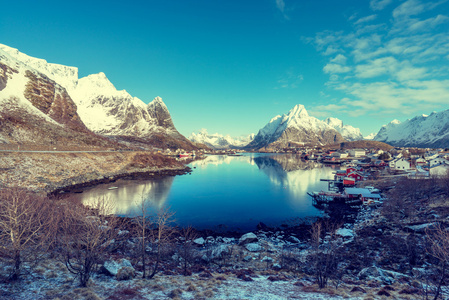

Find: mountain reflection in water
[75,154,337,231]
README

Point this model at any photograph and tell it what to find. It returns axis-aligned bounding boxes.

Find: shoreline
[48,166,192,197]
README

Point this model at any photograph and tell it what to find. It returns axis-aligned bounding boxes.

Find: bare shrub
[307,220,342,289]
[132,197,175,279]
[0,188,55,280]
[57,198,119,287]
[178,226,199,275]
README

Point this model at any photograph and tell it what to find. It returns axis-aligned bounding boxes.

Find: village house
[347,171,364,181]
[429,157,448,167]
[349,149,366,157]
[332,151,349,159]
[415,157,427,165]
[389,157,411,170]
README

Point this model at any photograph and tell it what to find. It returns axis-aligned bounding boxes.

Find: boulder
[211,244,231,260]
[239,232,258,245]
[245,243,262,252]
[102,259,135,279]
[193,237,205,246]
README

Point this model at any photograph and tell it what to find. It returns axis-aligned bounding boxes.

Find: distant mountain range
[189,129,254,149]
[1,43,448,150]
[373,110,449,148]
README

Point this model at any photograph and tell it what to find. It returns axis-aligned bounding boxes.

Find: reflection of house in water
[253,154,334,199]
[80,177,175,216]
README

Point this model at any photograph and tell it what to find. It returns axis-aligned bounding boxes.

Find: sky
[1,0,449,138]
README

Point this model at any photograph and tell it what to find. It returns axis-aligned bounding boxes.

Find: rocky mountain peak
[287,104,309,119]
[147,97,175,129]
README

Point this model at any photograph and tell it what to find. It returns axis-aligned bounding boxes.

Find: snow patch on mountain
[189,129,255,149]
[324,117,363,141]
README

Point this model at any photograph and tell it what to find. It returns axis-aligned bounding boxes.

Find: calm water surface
[75,153,339,232]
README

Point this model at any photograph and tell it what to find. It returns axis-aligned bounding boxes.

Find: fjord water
[77,153,336,232]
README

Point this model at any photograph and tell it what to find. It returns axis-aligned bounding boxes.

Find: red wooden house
[347,171,364,181]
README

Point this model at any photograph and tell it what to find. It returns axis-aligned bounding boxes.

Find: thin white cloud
[370,0,392,11]
[323,63,351,74]
[330,54,347,64]
[275,0,289,20]
[276,0,285,12]
[354,14,378,25]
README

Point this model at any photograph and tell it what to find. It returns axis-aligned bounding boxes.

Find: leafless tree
[58,197,119,287]
[133,197,175,279]
[307,220,342,289]
[0,188,55,280]
[177,226,198,275]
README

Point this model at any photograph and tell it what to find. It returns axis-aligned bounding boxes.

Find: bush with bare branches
[0,188,55,280]
[57,198,119,287]
[307,220,343,289]
[132,197,175,279]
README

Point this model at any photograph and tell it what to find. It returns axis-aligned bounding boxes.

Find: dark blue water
[77,153,338,232]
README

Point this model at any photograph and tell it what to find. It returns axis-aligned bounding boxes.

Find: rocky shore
[0,151,189,193]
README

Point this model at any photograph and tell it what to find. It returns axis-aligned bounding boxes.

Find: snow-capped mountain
[374,111,449,148]
[364,133,376,140]
[189,129,255,149]
[245,104,345,150]
[0,45,118,148]
[324,117,363,141]
[0,43,196,150]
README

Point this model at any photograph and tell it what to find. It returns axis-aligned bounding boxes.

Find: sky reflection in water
[79,153,338,231]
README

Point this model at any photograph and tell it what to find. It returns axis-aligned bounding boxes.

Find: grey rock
[239,232,258,245]
[211,244,231,259]
[193,237,205,246]
[245,243,262,252]
[102,259,134,277]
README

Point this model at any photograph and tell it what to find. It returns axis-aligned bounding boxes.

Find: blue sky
[1,0,449,138]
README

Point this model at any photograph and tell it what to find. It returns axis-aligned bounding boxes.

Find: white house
[349,149,365,157]
[390,158,411,170]
[429,157,448,167]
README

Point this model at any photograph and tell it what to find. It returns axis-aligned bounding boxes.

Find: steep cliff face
[246,105,345,150]
[147,96,175,129]
[23,70,89,133]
